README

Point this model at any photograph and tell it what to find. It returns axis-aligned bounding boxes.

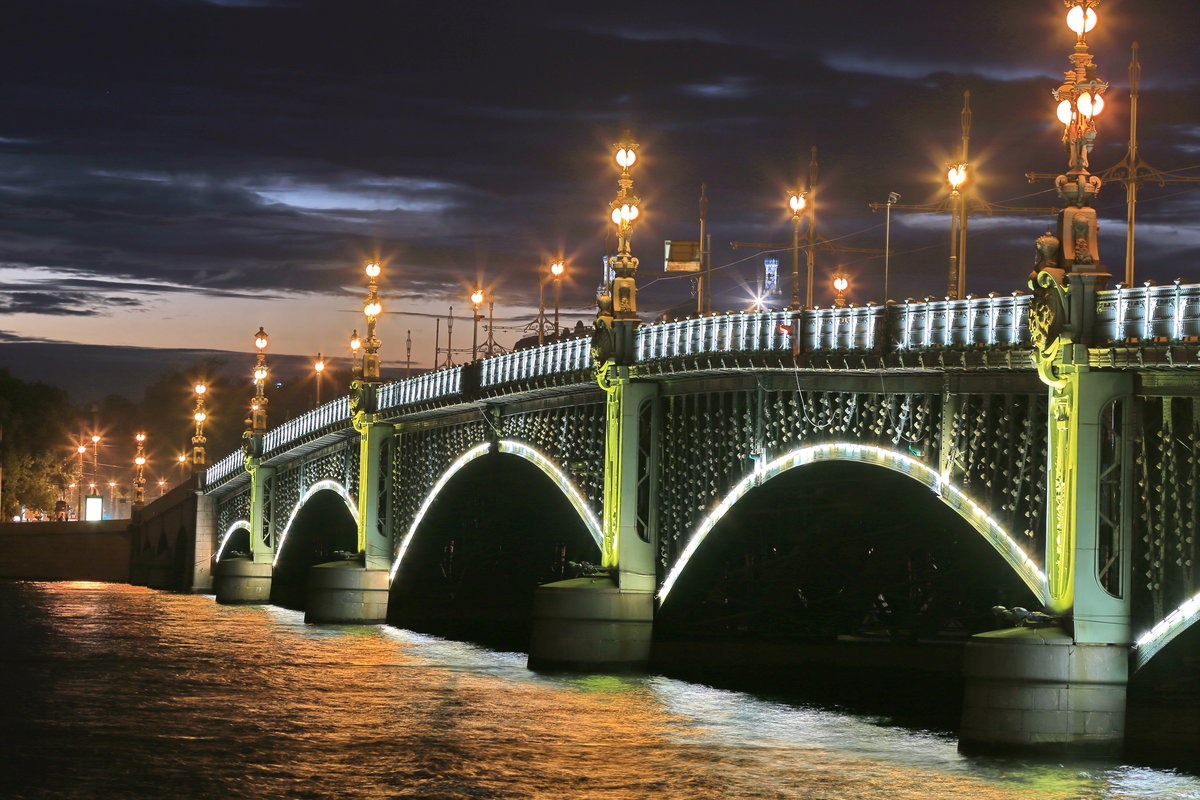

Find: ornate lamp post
[947,163,968,299]
[884,192,900,302]
[133,433,146,508]
[832,272,849,308]
[470,288,484,360]
[314,353,325,407]
[361,263,383,382]
[549,260,565,340]
[250,328,270,435]
[595,134,642,369]
[787,190,807,309]
[191,383,208,470]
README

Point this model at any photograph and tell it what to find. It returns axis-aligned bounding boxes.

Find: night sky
[2,0,1198,398]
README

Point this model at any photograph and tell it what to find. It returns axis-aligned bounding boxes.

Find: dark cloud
[0,0,1196,322]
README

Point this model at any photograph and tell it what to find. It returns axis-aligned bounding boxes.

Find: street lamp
[75,443,87,520]
[313,354,325,407]
[788,190,807,309]
[90,434,101,487]
[133,432,146,508]
[832,272,849,308]
[946,163,968,299]
[600,134,641,325]
[250,328,269,434]
[361,263,383,382]
[157,479,166,497]
[549,260,565,341]
[884,192,900,302]
[191,383,208,470]
[470,288,484,360]
[1046,0,1107,271]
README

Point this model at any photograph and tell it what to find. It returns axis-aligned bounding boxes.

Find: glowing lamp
[788,193,806,213]
[1066,4,1097,35]
[350,332,362,351]
[77,445,87,454]
[135,456,146,466]
[194,411,207,422]
[550,261,565,277]
[833,275,850,293]
[194,383,207,395]
[91,435,101,444]
[1077,91,1104,118]
[253,327,268,350]
[364,301,382,317]
[1056,100,1074,125]
[470,289,484,305]
[253,367,268,382]
[177,454,187,464]
[365,262,382,278]
[615,148,637,169]
[947,165,967,190]
[314,358,325,373]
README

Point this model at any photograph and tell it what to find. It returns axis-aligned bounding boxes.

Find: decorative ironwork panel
[1133,396,1200,629]
[390,420,491,550]
[499,404,606,516]
[274,464,302,521]
[217,488,251,535]
[945,393,1048,556]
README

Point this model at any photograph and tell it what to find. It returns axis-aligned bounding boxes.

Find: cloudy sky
[2,0,1198,388]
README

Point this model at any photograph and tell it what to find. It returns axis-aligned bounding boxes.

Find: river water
[1,581,1197,800]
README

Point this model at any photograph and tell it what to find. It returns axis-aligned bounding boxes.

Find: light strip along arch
[388,440,603,583]
[658,442,1049,606]
[215,520,250,562]
[271,479,360,567]
[1134,590,1200,671]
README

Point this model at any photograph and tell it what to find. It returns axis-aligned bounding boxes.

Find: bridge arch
[272,479,360,567]
[388,439,603,582]
[1134,590,1200,671]
[215,520,250,562]
[658,442,1049,606]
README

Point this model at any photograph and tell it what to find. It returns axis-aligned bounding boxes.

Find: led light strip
[1133,589,1200,671]
[658,442,1048,605]
[214,520,250,562]
[388,443,492,581]
[272,479,360,567]
[497,440,604,549]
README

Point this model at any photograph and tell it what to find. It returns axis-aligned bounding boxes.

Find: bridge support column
[528,372,656,671]
[215,461,274,604]
[962,272,1134,756]
[304,410,391,624]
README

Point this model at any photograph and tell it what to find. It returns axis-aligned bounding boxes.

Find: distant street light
[133,432,146,508]
[470,288,484,360]
[788,190,807,309]
[549,261,565,341]
[314,354,325,407]
[349,329,362,379]
[884,192,900,302]
[833,272,849,308]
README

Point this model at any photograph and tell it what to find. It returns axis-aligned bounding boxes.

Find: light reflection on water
[0,582,1197,800]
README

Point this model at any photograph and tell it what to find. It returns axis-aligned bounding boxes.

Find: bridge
[170,276,1200,758]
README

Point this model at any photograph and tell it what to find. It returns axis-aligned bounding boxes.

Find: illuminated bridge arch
[272,480,360,567]
[658,442,1049,606]
[388,440,603,582]
[215,520,250,562]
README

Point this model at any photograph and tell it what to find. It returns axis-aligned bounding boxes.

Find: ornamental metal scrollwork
[1028,268,1069,389]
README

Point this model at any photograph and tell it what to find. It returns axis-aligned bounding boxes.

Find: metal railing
[263,396,351,455]
[481,337,591,387]
[205,450,245,486]
[378,366,463,410]
[1098,281,1200,342]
